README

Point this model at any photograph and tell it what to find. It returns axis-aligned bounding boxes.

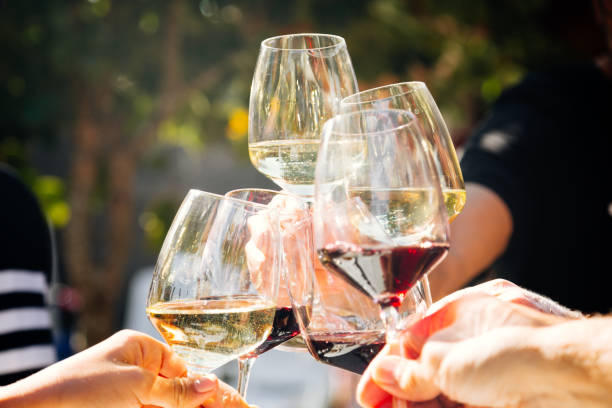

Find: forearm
[429,183,513,300]
[433,317,612,408]
[526,317,612,407]
[0,365,66,408]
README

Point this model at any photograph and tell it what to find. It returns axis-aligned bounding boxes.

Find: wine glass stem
[380,305,402,341]
[237,356,256,398]
[421,275,433,307]
[380,305,409,408]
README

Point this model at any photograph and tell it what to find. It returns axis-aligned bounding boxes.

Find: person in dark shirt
[0,164,56,384]
[428,0,612,314]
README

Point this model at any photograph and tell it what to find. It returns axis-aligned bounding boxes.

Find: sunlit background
[0,0,600,406]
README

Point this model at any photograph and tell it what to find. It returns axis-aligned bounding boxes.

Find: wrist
[0,365,67,408]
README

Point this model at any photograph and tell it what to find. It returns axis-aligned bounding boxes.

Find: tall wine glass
[248,33,358,198]
[314,110,449,408]
[146,190,281,376]
[225,188,314,397]
[340,82,465,305]
[314,108,450,340]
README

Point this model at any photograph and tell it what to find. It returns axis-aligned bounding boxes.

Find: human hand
[245,193,312,306]
[1,330,252,408]
[357,292,568,408]
[428,278,583,319]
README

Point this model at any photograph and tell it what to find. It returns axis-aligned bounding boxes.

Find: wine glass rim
[324,109,418,138]
[186,188,274,212]
[261,33,346,51]
[225,188,311,214]
[226,188,307,201]
[341,81,428,106]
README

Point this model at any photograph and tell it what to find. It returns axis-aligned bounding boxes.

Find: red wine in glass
[308,330,386,374]
[243,306,309,358]
[318,242,449,307]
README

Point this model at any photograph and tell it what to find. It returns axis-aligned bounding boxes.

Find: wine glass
[146,189,281,377]
[224,188,314,397]
[288,255,427,375]
[248,33,358,198]
[313,108,450,340]
[339,82,465,220]
[340,82,465,305]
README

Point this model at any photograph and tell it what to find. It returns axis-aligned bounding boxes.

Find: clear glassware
[224,188,314,397]
[146,189,281,377]
[340,82,465,305]
[248,33,358,198]
[288,253,427,375]
[313,109,450,407]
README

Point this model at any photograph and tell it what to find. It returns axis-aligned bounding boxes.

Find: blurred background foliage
[0,0,601,345]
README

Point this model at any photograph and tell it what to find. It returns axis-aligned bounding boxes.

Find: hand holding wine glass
[146,190,281,377]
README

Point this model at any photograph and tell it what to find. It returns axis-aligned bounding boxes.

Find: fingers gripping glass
[146,190,281,377]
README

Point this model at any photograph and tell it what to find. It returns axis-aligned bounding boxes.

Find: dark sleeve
[0,165,53,276]
[459,75,558,220]
[0,165,56,385]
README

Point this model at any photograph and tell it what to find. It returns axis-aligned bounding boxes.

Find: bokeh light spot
[139,12,159,35]
[221,5,242,24]
[90,0,111,17]
[226,107,248,141]
[481,77,502,102]
[200,0,218,18]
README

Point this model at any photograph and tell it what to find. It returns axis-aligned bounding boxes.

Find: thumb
[146,374,218,408]
[371,355,440,401]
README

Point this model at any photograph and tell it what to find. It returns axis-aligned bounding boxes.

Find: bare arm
[428,182,513,300]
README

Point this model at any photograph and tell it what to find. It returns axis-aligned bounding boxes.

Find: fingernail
[374,357,400,385]
[194,375,216,393]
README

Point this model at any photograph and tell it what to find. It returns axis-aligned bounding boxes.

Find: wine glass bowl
[248,33,358,197]
[340,82,465,222]
[314,109,450,329]
[288,248,427,375]
[146,190,281,376]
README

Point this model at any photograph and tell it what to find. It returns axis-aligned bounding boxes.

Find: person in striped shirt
[0,164,56,385]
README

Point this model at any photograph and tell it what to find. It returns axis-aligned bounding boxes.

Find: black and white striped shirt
[0,165,56,385]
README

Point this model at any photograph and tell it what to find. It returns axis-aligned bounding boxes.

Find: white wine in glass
[340,82,465,221]
[248,33,358,198]
[146,190,281,375]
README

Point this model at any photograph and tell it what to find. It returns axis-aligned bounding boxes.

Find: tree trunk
[64,0,230,348]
